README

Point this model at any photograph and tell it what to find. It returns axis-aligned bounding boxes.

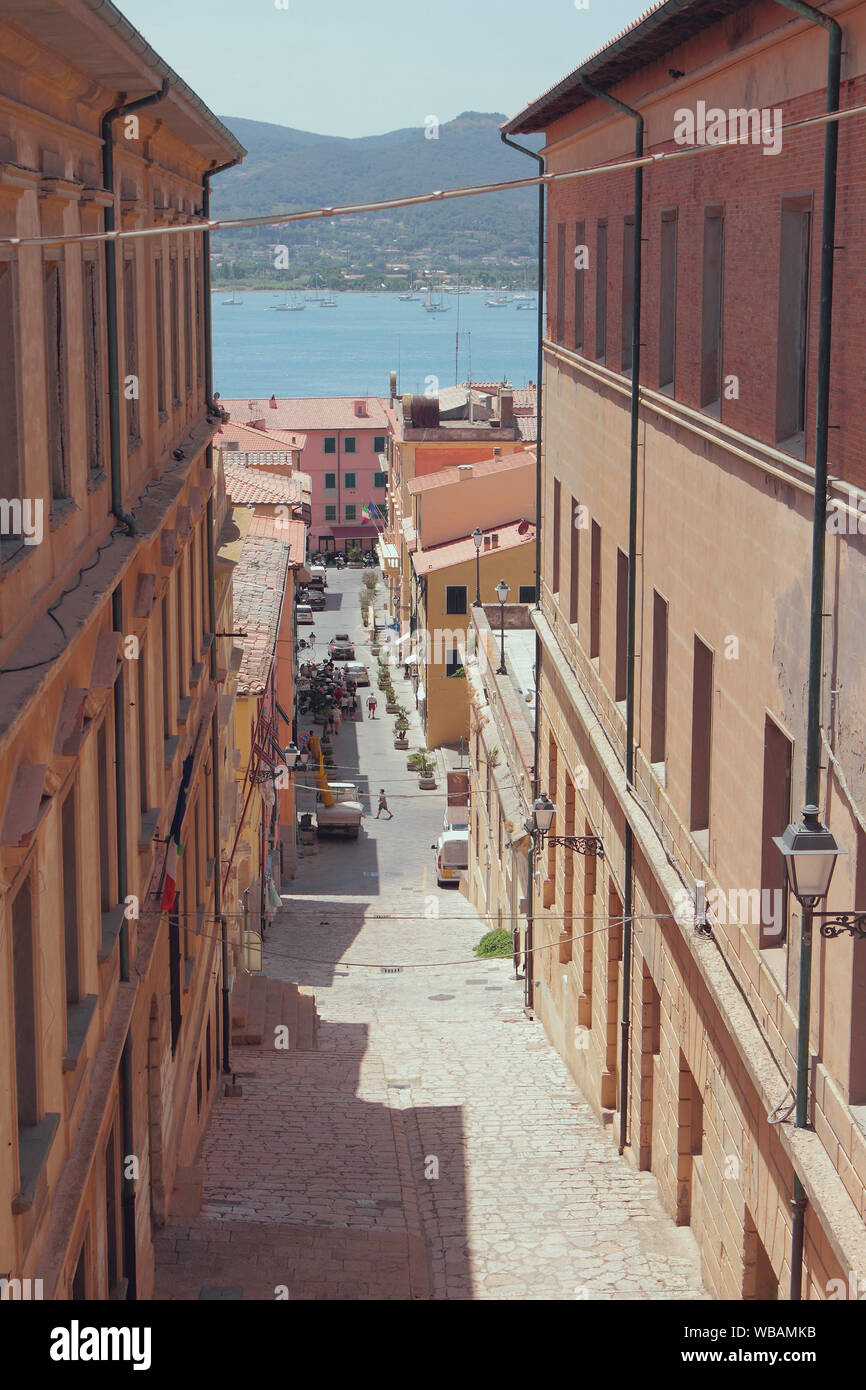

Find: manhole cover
[464,978,488,984]
[428,994,455,1001]
[381,966,403,974]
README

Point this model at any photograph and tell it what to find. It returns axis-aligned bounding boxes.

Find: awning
[376,540,399,570]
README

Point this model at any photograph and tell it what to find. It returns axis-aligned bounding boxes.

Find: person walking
[376,788,393,820]
[307,630,315,651]
[366,693,377,718]
[333,704,342,734]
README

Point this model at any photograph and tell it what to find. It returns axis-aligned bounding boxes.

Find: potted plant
[417,754,437,789]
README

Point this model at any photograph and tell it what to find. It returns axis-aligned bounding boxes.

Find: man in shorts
[367,693,377,718]
[376,789,393,820]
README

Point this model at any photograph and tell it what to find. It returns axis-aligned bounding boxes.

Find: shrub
[407,750,430,771]
[474,928,512,958]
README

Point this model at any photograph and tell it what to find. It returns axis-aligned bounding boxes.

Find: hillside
[210,112,542,282]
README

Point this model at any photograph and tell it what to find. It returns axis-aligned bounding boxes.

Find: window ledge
[650,759,667,790]
[691,828,710,859]
[139,806,161,852]
[164,735,180,766]
[87,469,108,494]
[183,955,195,993]
[12,1113,60,1215]
[190,661,204,689]
[177,696,193,726]
[62,994,98,1072]
[98,905,124,963]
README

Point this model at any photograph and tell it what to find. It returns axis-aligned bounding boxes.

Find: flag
[161,753,195,911]
[361,503,373,524]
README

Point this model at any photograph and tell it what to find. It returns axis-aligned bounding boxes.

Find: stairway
[231,973,319,1049]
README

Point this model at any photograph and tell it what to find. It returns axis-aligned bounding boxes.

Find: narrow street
[154,570,708,1301]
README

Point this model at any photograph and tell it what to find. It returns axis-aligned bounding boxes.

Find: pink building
[220,397,391,554]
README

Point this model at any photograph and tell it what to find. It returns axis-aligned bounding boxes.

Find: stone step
[233,974,266,1046]
[265,978,298,1050]
[230,971,251,1029]
[296,987,318,1051]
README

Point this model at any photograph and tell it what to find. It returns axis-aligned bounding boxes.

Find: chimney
[491,533,499,548]
[499,387,514,429]
[354,399,367,418]
[389,371,397,402]
[493,447,501,457]
[250,418,266,431]
[457,464,473,480]
[483,535,491,550]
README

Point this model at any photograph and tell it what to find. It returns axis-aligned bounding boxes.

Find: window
[324,504,337,522]
[659,211,678,390]
[344,436,356,454]
[690,636,713,838]
[323,437,336,454]
[373,471,387,489]
[445,645,462,677]
[44,261,68,500]
[82,259,104,477]
[343,471,356,490]
[621,215,635,374]
[169,901,181,1051]
[552,477,561,592]
[154,257,166,417]
[373,435,386,452]
[62,785,80,1008]
[445,585,467,615]
[324,472,336,491]
[344,504,357,521]
[700,208,724,409]
[194,250,203,385]
[169,257,180,405]
[138,646,149,813]
[760,716,792,949]
[12,877,38,1160]
[161,596,171,738]
[574,220,586,353]
[0,262,21,535]
[97,718,114,912]
[123,255,140,443]
[183,252,192,396]
[373,502,387,519]
[615,548,628,702]
[590,520,601,660]
[650,591,668,766]
[176,566,186,697]
[555,221,566,344]
[595,221,607,362]
[776,196,812,445]
[569,495,580,625]
[206,1016,213,1093]
[519,585,536,603]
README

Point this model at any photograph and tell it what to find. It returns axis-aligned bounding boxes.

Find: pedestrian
[333,704,342,734]
[367,693,377,718]
[376,788,393,820]
[308,630,315,650]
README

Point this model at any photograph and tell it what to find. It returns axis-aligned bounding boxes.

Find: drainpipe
[501,130,544,1013]
[771,0,842,1303]
[578,76,644,1159]
[202,155,242,1072]
[101,81,169,535]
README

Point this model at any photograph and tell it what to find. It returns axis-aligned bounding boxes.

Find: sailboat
[320,293,337,307]
[271,293,305,311]
[222,294,243,305]
[423,284,449,313]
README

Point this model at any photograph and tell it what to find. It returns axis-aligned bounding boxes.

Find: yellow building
[0,2,245,1299]
[408,453,537,748]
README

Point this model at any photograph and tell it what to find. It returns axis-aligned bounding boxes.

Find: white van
[432,828,469,886]
[308,565,327,590]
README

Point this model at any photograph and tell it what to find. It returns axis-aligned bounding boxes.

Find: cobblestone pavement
[154,571,708,1301]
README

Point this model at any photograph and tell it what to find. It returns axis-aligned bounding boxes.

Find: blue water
[212,291,541,398]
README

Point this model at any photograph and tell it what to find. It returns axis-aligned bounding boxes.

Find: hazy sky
[117,0,652,137]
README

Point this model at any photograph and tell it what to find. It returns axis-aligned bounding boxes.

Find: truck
[315,781,363,839]
[308,565,327,591]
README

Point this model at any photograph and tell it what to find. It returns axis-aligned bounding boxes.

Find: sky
[117,0,653,138]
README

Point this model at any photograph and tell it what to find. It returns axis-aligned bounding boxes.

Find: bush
[363,572,377,590]
[474,928,513,959]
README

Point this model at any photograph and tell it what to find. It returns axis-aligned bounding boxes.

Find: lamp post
[495,578,510,674]
[472,527,483,606]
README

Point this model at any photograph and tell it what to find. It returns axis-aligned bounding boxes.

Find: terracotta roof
[408,450,535,495]
[216,419,300,452]
[246,513,307,563]
[232,533,292,695]
[220,396,390,431]
[461,382,537,413]
[516,417,537,442]
[412,521,536,575]
[223,461,303,507]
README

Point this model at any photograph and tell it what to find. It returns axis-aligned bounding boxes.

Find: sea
[211,290,541,399]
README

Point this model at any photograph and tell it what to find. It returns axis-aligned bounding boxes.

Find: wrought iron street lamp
[524,794,604,858]
[472,527,483,607]
[774,805,860,939]
[495,578,510,674]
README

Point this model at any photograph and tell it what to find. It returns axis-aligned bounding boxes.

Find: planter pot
[348,561,364,569]
[385,701,398,714]
[394,737,409,750]
[418,775,437,789]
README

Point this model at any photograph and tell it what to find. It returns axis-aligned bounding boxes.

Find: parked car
[432,829,469,887]
[296,604,314,625]
[328,633,355,659]
[342,661,370,686]
[303,590,326,611]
